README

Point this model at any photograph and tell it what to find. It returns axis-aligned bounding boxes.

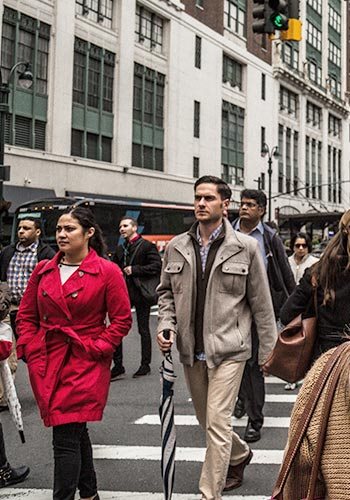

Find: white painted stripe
[135,414,290,428]
[0,489,271,500]
[265,394,297,402]
[92,445,283,464]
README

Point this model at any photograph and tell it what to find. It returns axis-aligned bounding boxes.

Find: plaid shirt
[7,241,39,303]
[195,223,223,361]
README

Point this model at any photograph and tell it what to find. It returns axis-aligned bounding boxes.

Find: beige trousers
[184,358,249,500]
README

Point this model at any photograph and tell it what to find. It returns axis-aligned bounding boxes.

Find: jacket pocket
[219,263,248,295]
[164,261,185,293]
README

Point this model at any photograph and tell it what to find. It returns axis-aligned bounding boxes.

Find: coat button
[71,292,78,298]
[242,269,246,273]
[79,271,84,277]
[42,291,47,296]
[66,338,71,344]
[43,315,48,321]
[225,267,229,270]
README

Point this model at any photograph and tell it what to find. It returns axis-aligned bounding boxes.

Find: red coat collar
[39,248,100,275]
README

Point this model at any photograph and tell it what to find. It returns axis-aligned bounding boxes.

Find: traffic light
[269,0,289,31]
[280,0,302,41]
[252,0,275,35]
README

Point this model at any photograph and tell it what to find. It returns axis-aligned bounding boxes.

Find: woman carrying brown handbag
[273,209,350,499]
[280,209,350,359]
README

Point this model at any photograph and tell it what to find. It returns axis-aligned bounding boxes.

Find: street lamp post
[261,142,279,221]
[0,62,33,243]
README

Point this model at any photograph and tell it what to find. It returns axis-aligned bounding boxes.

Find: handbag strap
[272,342,350,499]
[306,345,350,499]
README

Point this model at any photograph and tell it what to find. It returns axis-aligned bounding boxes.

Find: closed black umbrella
[159,329,176,500]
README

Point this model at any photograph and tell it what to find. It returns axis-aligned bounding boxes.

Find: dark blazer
[113,237,161,304]
[232,220,295,318]
[0,240,56,282]
[262,223,295,318]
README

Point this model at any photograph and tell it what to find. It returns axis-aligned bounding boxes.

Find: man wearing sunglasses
[232,189,295,443]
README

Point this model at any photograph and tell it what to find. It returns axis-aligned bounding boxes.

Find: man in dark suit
[111,217,161,379]
[232,190,295,442]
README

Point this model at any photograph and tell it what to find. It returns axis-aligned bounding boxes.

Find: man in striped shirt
[0,218,55,409]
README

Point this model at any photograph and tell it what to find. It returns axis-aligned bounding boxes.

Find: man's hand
[123,266,132,276]
[157,330,175,352]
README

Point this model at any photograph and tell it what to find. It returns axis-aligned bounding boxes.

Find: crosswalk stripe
[135,415,290,427]
[0,489,271,500]
[265,394,297,402]
[92,445,283,464]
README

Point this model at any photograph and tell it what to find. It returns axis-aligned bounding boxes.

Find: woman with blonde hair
[280,209,350,357]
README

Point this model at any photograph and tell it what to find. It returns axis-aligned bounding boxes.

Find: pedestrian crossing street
[3,376,296,499]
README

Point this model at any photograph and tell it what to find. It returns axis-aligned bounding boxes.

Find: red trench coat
[16,249,132,427]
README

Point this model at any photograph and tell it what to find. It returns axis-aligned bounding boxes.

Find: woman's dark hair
[312,209,350,305]
[62,206,107,257]
[290,232,312,253]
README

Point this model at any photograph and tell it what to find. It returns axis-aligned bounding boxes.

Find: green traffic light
[270,12,288,30]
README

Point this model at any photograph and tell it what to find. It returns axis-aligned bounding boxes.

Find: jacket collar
[175,218,245,264]
[38,248,100,275]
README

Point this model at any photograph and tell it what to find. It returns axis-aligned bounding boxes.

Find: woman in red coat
[16,207,132,500]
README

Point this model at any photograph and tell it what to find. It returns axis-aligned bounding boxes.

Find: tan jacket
[157,218,277,368]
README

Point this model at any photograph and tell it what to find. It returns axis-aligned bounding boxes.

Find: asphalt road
[1,311,296,499]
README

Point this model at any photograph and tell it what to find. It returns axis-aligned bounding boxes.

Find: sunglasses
[294,243,307,249]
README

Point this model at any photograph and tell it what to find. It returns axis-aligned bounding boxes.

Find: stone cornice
[273,65,349,118]
[157,0,185,11]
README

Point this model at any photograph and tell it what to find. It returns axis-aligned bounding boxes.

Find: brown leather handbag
[271,342,350,500]
[263,284,318,384]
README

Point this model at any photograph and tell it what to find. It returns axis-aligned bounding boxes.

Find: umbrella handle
[163,329,171,341]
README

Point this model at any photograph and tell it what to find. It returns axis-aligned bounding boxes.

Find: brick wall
[181,0,224,34]
[246,0,272,65]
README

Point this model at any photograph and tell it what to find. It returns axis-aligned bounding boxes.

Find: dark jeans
[237,325,265,430]
[113,299,151,368]
[52,422,97,500]
[0,424,7,467]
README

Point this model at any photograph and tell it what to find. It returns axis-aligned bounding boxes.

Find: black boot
[0,462,30,488]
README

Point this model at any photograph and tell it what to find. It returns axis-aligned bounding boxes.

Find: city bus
[13,196,239,256]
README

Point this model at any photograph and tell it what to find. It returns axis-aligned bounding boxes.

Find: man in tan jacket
[157,175,277,500]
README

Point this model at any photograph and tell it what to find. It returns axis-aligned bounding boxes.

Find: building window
[328,41,341,67]
[328,114,341,138]
[71,37,115,161]
[279,86,298,117]
[286,128,292,193]
[261,73,266,100]
[327,73,341,98]
[132,63,165,171]
[307,0,322,15]
[224,0,246,38]
[305,135,322,199]
[328,146,342,203]
[329,6,341,32]
[305,136,310,197]
[282,42,299,70]
[193,157,200,178]
[223,55,242,89]
[135,4,164,54]
[278,124,284,193]
[75,0,113,29]
[306,101,322,128]
[307,58,322,86]
[306,21,322,52]
[1,7,50,150]
[221,100,245,185]
[194,101,200,138]
[195,36,201,69]
[293,131,299,195]
[260,127,265,152]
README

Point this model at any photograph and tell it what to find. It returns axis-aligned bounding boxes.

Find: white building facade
[0,0,348,220]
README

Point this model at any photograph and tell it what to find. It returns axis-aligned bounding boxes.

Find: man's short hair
[194,175,232,201]
[18,217,42,232]
[119,216,138,227]
[240,189,267,209]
